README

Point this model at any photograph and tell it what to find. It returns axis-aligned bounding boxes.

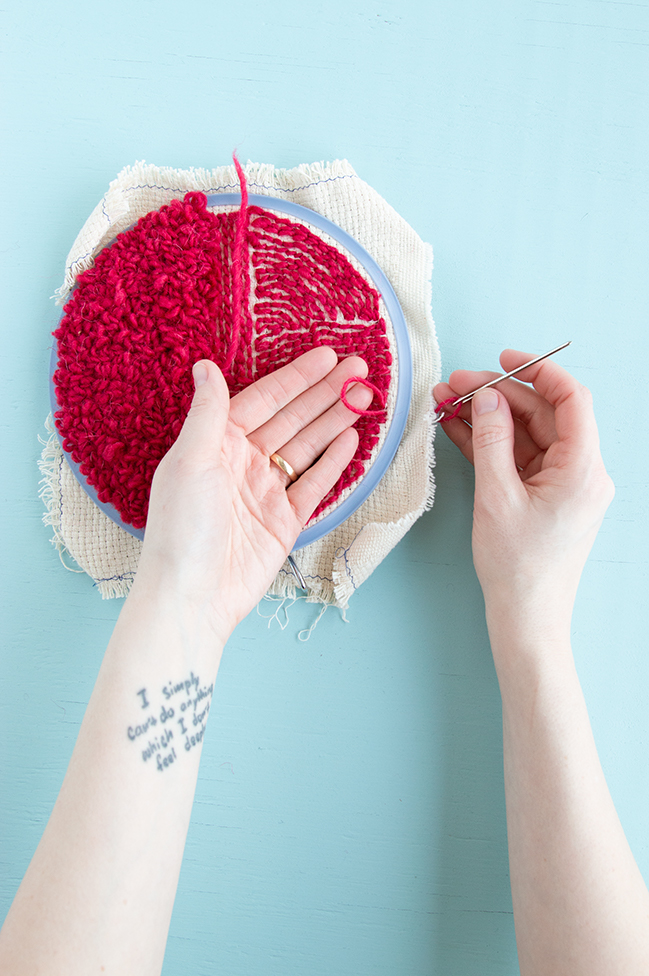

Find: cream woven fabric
[41,159,440,609]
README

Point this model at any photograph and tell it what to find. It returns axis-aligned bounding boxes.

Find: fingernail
[193,362,209,388]
[473,389,499,415]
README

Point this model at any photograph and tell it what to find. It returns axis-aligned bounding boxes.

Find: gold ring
[269,452,298,483]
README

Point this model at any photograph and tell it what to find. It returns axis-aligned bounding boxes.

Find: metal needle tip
[287,553,307,590]
[434,341,572,424]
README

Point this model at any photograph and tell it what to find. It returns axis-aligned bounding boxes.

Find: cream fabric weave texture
[41,159,440,609]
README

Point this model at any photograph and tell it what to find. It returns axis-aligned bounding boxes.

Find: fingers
[169,360,230,464]
[499,349,601,458]
[249,355,370,459]
[432,381,475,462]
[265,380,372,487]
[470,389,524,503]
[287,427,360,526]
[434,348,602,483]
[229,346,339,435]
[434,394,554,478]
[437,367,557,450]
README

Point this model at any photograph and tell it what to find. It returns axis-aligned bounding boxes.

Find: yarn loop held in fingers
[434,397,463,423]
[340,375,387,416]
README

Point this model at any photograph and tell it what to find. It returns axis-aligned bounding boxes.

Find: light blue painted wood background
[1,1,648,972]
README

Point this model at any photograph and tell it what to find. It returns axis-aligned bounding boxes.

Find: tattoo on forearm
[126,671,214,772]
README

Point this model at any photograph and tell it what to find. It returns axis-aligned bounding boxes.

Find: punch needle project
[42,156,440,608]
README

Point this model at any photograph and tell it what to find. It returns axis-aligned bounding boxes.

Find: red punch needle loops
[53,172,394,529]
[222,152,249,372]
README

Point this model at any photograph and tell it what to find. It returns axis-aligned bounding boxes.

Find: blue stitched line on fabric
[93,573,136,584]
[64,173,358,279]
[68,248,105,273]
[343,549,356,589]
[58,450,64,526]
[278,567,334,583]
[122,173,357,195]
[334,526,368,591]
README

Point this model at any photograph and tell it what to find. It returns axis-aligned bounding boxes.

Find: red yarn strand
[222,152,249,372]
[434,397,463,423]
[340,375,387,416]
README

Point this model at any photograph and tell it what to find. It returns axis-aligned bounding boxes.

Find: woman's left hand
[135,347,370,643]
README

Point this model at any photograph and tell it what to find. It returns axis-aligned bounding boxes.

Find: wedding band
[269,452,298,483]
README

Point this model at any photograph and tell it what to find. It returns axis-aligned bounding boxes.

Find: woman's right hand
[433,351,615,639]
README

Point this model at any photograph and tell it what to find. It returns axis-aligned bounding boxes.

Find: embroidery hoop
[49,193,413,551]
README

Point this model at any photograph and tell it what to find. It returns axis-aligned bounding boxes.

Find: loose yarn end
[222,151,250,372]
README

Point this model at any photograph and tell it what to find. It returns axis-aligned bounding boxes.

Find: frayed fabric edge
[112,158,357,196]
[38,415,84,575]
[55,159,358,304]
[422,239,439,515]
[38,417,135,599]
[257,594,335,641]
[266,564,340,608]
[95,576,134,599]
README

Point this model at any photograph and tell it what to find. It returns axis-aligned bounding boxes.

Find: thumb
[470,389,520,498]
[173,360,230,461]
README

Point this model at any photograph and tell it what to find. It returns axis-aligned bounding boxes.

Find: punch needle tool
[434,341,571,424]
[287,553,307,590]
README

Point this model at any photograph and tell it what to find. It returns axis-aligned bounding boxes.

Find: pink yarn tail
[340,376,387,416]
[223,151,249,372]
[434,397,463,423]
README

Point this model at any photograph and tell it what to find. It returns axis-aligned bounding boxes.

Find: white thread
[298,603,328,642]
[257,595,299,631]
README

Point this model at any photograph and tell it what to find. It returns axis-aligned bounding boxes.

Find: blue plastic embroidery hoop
[50,193,413,551]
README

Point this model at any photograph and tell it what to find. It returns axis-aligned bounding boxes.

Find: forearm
[487,606,649,976]
[0,576,226,976]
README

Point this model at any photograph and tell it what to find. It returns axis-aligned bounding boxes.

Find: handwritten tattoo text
[126,671,214,772]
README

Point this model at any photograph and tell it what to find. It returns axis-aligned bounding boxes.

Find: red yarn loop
[340,376,387,416]
[183,191,208,210]
[434,397,463,423]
